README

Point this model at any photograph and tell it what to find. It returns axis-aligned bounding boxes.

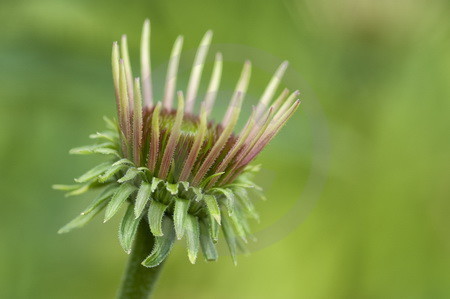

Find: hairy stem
[117,221,165,299]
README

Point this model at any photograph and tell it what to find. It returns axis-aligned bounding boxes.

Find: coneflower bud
[54,19,301,266]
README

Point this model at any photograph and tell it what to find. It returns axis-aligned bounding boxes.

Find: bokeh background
[1,0,449,298]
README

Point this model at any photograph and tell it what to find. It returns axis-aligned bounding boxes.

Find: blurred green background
[1,0,449,298]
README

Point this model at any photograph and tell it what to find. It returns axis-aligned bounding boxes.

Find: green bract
[54,19,300,266]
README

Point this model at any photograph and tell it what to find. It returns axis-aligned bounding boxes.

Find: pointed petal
[204,52,223,116]
[121,35,134,106]
[208,109,256,187]
[163,35,184,111]
[140,19,153,107]
[147,102,161,173]
[112,42,121,116]
[158,92,185,179]
[133,78,143,165]
[220,108,274,185]
[271,88,290,112]
[178,103,207,181]
[119,59,132,150]
[241,99,301,167]
[185,30,213,114]
[222,60,251,127]
[192,92,243,186]
[273,90,299,121]
[255,61,289,118]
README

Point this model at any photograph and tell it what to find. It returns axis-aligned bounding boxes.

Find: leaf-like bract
[117,167,141,183]
[208,213,219,243]
[150,177,163,192]
[199,172,224,188]
[112,158,134,167]
[173,197,190,239]
[203,194,221,224]
[119,204,142,253]
[89,131,118,142]
[234,187,259,221]
[98,164,126,182]
[104,183,137,222]
[148,200,168,236]
[211,187,236,215]
[81,184,118,215]
[75,162,113,183]
[58,200,108,234]
[221,212,237,265]
[69,143,114,155]
[134,181,152,218]
[142,216,176,268]
[185,214,200,264]
[199,219,218,261]
[165,182,178,195]
[65,182,100,197]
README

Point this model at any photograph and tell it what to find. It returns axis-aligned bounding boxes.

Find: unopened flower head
[54,19,301,266]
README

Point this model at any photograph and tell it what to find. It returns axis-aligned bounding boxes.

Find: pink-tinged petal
[255,61,289,119]
[112,42,120,109]
[158,92,185,179]
[185,31,213,114]
[119,59,132,154]
[220,108,273,185]
[207,108,256,188]
[121,35,134,108]
[147,102,161,173]
[163,35,184,111]
[271,88,289,112]
[204,52,223,117]
[222,60,251,127]
[273,90,299,122]
[179,102,208,182]
[140,19,153,108]
[112,42,123,128]
[192,92,244,186]
[112,43,128,155]
[240,99,301,167]
[133,78,143,165]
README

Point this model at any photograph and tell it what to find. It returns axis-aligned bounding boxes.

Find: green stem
[117,221,165,299]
